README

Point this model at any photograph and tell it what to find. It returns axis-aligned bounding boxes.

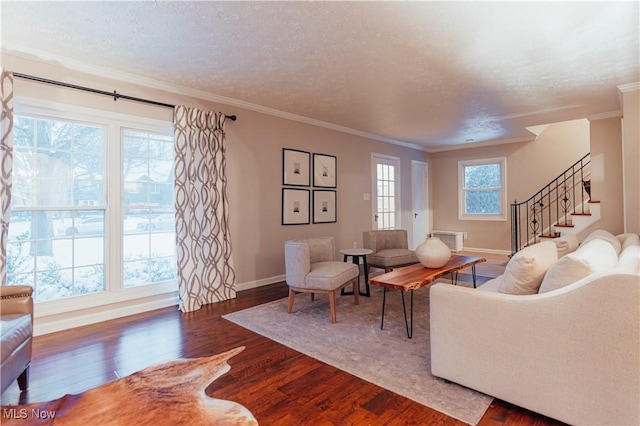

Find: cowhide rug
[1,346,257,425]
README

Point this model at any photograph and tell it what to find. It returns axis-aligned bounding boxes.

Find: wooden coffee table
[369,255,486,338]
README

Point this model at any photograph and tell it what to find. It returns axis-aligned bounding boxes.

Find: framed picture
[313,190,337,224]
[282,188,310,225]
[283,148,310,187]
[313,153,337,188]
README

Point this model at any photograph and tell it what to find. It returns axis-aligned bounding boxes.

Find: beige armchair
[1,285,34,394]
[363,229,419,274]
[285,237,359,323]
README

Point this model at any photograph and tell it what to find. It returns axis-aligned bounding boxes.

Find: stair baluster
[510,153,591,255]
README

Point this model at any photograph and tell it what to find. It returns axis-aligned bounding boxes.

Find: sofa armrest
[429,272,639,426]
[0,285,34,317]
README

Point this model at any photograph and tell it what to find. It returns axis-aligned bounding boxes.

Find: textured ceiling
[1,1,639,150]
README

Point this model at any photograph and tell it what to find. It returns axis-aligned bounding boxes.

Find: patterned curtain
[174,106,235,312]
[0,70,13,287]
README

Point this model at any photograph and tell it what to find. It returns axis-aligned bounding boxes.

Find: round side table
[339,248,373,297]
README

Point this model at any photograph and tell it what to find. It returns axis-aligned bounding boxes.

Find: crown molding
[617,82,638,107]
[586,110,623,121]
[427,135,535,154]
[618,82,640,93]
[2,47,427,152]
[524,124,548,137]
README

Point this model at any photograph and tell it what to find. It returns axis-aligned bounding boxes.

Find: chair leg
[329,290,337,323]
[310,293,315,301]
[288,288,296,314]
[353,279,359,305]
[17,366,29,391]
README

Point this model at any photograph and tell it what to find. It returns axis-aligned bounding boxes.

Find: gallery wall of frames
[282,148,337,225]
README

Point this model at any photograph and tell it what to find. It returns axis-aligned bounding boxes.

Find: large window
[7,101,176,308]
[8,116,107,301]
[122,130,177,288]
[458,157,507,221]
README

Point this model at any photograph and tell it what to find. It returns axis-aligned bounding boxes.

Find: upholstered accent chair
[1,285,34,394]
[363,229,419,274]
[284,237,359,323]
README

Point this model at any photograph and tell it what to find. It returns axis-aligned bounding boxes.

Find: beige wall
[2,53,428,288]
[431,119,590,251]
[581,117,624,237]
[226,110,429,284]
[621,88,640,233]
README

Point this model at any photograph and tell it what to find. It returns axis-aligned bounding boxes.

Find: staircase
[510,153,600,254]
[547,200,601,237]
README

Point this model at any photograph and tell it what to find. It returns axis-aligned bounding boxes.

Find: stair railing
[510,153,590,255]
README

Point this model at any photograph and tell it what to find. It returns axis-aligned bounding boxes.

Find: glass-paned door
[372,154,400,230]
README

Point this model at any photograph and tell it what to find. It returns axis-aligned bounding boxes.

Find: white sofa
[430,230,639,425]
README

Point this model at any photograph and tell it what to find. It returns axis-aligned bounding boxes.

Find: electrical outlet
[463,232,468,240]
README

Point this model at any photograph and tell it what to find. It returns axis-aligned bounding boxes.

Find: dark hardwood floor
[1,282,563,425]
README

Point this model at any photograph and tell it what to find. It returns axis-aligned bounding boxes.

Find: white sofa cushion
[498,241,558,295]
[582,229,622,255]
[539,238,619,293]
[478,277,502,292]
[614,245,640,274]
[618,233,640,251]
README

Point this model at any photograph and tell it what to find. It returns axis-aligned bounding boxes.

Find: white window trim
[458,156,507,221]
[13,97,177,318]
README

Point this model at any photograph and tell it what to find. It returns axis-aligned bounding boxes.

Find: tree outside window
[458,157,507,221]
[8,116,106,301]
[7,110,177,304]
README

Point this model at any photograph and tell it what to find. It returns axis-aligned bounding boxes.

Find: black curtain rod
[13,72,237,121]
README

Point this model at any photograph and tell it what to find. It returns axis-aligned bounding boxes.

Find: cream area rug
[224,278,494,425]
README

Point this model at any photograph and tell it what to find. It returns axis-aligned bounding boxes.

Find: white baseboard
[34,292,180,336]
[462,247,512,256]
[235,274,285,292]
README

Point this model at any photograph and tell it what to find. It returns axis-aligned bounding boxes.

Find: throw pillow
[581,229,622,255]
[554,234,579,258]
[538,238,619,293]
[498,241,558,295]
